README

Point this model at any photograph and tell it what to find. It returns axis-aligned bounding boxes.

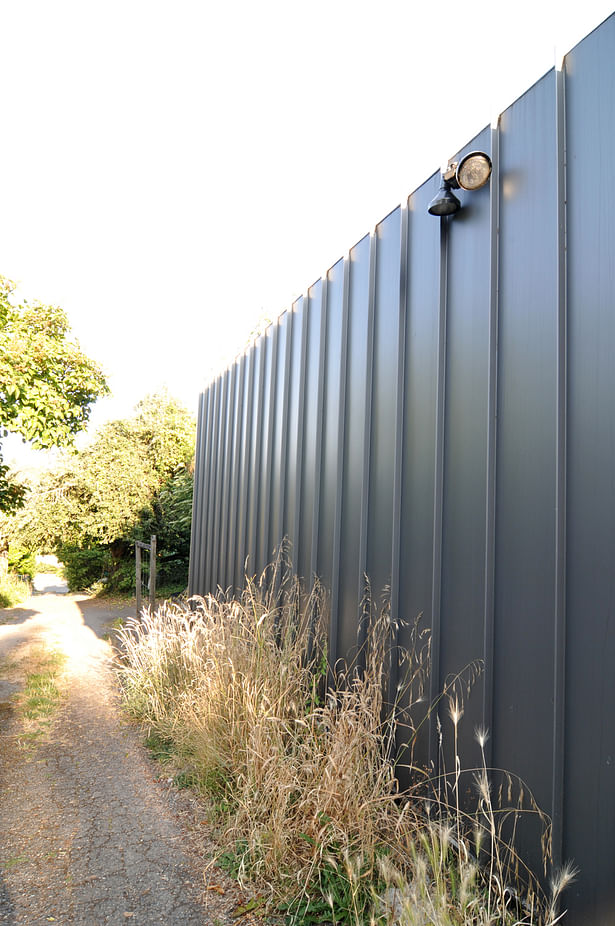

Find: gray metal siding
[189,15,615,922]
[439,126,492,775]
[337,234,372,664]
[564,16,615,923]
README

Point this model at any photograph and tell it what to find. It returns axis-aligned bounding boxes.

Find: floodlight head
[427,178,461,217]
[428,150,492,216]
[455,151,492,190]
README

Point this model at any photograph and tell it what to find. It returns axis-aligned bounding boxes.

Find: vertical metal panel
[298,280,324,586]
[551,62,567,877]
[337,234,372,663]
[438,126,492,774]
[482,121,500,771]
[398,175,440,771]
[564,17,615,924]
[493,71,558,871]
[366,208,402,614]
[218,362,237,591]
[204,377,221,594]
[270,311,291,559]
[388,206,408,705]
[317,259,345,593]
[328,258,350,668]
[211,370,230,592]
[356,235,376,655]
[256,326,277,574]
[235,350,254,589]
[246,336,265,577]
[227,356,246,594]
[309,282,327,586]
[285,297,307,571]
[427,214,448,774]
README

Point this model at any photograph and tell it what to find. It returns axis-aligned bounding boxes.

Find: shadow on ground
[73,598,136,640]
[0,873,16,925]
[0,608,38,625]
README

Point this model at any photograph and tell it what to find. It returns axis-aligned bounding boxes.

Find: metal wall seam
[219,363,237,590]
[428,215,449,775]
[226,361,241,589]
[357,233,377,659]
[329,257,350,668]
[389,205,409,706]
[276,312,292,556]
[236,350,255,589]
[248,340,266,575]
[309,278,328,588]
[227,357,245,594]
[212,370,229,592]
[204,377,221,593]
[217,369,233,591]
[292,298,309,574]
[262,325,278,570]
[551,60,568,874]
[482,122,500,770]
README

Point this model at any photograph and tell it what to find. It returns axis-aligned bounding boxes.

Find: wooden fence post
[149,534,157,612]
[136,542,142,618]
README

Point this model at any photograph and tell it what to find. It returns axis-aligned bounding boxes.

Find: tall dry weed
[117,555,574,925]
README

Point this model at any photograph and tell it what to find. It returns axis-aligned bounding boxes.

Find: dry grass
[117,555,575,925]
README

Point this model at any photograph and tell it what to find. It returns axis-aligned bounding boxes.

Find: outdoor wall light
[428,151,492,216]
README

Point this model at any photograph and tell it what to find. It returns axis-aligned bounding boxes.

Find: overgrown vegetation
[5,646,67,747]
[4,391,195,594]
[0,572,30,608]
[117,558,575,925]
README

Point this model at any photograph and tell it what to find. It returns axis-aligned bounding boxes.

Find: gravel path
[0,593,262,926]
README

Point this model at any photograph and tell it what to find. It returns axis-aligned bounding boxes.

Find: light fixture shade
[456,151,492,191]
[428,179,461,216]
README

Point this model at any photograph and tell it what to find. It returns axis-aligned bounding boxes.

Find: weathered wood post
[135,541,142,618]
[149,534,156,613]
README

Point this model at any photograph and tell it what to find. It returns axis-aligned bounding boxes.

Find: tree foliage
[0,275,108,513]
[8,392,196,590]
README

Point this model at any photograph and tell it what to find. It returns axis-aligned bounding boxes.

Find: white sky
[2,0,614,466]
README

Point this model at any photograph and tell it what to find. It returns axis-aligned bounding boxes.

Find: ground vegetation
[118,555,575,926]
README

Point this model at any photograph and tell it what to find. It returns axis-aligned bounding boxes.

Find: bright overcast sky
[2,0,614,463]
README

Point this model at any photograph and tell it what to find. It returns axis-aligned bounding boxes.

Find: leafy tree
[0,275,108,513]
[131,391,195,479]
[8,392,195,591]
[138,469,194,585]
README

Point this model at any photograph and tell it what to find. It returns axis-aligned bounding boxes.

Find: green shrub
[8,545,37,580]
[105,558,136,594]
[58,544,110,591]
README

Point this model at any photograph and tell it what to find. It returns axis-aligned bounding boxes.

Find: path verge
[0,594,264,926]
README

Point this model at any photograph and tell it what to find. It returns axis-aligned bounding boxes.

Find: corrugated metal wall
[189,15,615,923]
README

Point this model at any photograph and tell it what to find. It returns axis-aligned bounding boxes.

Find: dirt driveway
[0,593,259,926]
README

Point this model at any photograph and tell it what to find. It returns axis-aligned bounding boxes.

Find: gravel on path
[0,594,264,926]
